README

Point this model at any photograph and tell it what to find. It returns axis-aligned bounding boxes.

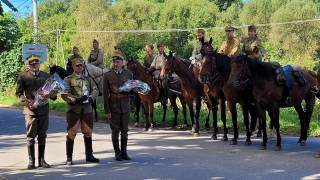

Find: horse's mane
[212,52,231,81]
[236,55,277,80]
[172,56,198,85]
[50,65,67,79]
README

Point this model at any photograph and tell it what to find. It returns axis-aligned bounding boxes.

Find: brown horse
[229,55,317,150]
[160,51,202,135]
[127,59,188,130]
[199,40,258,145]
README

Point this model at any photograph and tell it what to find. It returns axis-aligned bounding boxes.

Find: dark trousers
[66,111,93,140]
[110,112,129,150]
[24,114,49,146]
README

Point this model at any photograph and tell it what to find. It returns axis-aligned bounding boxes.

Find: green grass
[1,94,320,136]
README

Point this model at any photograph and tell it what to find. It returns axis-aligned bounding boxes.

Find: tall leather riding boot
[27,144,35,169]
[121,136,131,160]
[84,136,99,163]
[112,139,122,161]
[66,137,74,165]
[38,144,51,168]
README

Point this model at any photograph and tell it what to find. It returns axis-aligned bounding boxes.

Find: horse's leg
[193,97,201,136]
[304,95,315,142]
[142,102,150,131]
[242,102,252,145]
[161,102,167,126]
[294,104,306,145]
[272,107,281,151]
[249,103,260,137]
[220,98,228,141]
[149,103,154,131]
[180,97,188,128]
[228,101,238,145]
[92,100,98,122]
[134,97,141,127]
[188,101,195,134]
[211,97,218,140]
[170,96,179,128]
[204,99,211,130]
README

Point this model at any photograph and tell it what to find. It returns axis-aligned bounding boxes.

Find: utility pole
[32,0,38,43]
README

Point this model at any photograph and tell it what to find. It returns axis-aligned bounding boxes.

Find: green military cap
[225,25,237,32]
[197,28,206,34]
[93,39,99,44]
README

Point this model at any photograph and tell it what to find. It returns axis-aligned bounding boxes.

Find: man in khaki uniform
[190,29,207,65]
[88,39,105,69]
[241,25,266,61]
[143,44,154,68]
[66,46,83,76]
[219,26,240,57]
[103,50,133,161]
[16,55,57,169]
[61,58,99,165]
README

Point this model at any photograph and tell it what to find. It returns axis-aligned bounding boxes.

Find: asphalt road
[0,107,319,180]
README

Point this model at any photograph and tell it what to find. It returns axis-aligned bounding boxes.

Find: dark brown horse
[229,55,317,150]
[160,51,202,135]
[199,40,258,145]
[127,59,188,130]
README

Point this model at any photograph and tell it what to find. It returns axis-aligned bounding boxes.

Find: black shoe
[121,136,131,160]
[84,136,99,163]
[66,137,74,165]
[38,145,51,168]
[27,144,35,170]
[121,151,131,160]
[115,152,122,161]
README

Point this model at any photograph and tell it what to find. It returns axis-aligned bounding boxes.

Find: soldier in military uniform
[241,25,266,61]
[66,46,83,76]
[143,44,154,68]
[219,26,240,57]
[88,39,105,69]
[16,55,57,169]
[190,29,207,65]
[103,50,133,161]
[61,58,99,165]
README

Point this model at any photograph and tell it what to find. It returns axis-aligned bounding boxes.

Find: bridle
[231,57,251,88]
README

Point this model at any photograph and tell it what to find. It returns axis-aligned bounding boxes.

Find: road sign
[22,44,47,63]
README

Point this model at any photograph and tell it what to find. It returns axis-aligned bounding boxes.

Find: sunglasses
[29,60,40,65]
[75,64,83,67]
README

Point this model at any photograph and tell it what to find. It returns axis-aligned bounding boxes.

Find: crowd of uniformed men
[16,25,268,169]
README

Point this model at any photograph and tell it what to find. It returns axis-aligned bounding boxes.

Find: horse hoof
[299,140,306,146]
[230,140,238,145]
[211,135,217,140]
[134,122,139,127]
[193,132,200,137]
[148,128,153,132]
[245,140,252,145]
[274,146,282,151]
[181,124,188,129]
[172,125,178,129]
[143,128,149,131]
[222,136,228,142]
[205,124,210,130]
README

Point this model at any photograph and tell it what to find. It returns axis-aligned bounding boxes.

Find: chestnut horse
[127,59,188,130]
[229,55,317,150]
[199,40,258,145]
[160,51,202,135]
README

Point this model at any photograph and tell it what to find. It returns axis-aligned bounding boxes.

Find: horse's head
[49,64,68,79]
[49,64,57,75]
[199,54,219,84]
[200,37,214,56]
[126,57,137,72]
[160,51,175,80]
[227,55,252,89]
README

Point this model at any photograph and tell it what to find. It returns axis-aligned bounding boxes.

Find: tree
[0,13,20,52]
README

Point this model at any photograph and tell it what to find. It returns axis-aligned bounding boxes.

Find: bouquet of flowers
[119,80,151,95]
[31,73,66,108]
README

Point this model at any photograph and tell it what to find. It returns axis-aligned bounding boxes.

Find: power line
[57,18,320,34]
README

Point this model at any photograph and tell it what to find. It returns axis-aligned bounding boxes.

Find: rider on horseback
[241,25,267,61]
[190,29,207,66]
[88,39,105,69]
[148,43,168,104]
[219,25,240,58]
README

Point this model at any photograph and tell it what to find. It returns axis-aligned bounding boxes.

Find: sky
[2,0,32,17]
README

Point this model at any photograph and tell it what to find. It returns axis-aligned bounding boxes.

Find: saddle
[275,65,305,88]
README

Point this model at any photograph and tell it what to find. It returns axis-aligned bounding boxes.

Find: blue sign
[22,44,48,63]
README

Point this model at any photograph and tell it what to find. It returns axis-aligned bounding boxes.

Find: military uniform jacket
[219,38,240,57]
[103,69,133,114]
[88,48,104,69]
[16,69,51,115]
[242,37,266,61]
[190,40,207,63]
[150,54,165,70]
[61,73,98,114]
[144,54,154,68]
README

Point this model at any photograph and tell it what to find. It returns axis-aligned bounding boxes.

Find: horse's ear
[200,38,205,45]
[209,37,213,45]
[169,51,173,57]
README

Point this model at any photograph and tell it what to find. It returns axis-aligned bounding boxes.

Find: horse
[160,51,202,135]
[229,55,317,150]
[49,63,108,121]
[199,39,258,145]
[127,58,188,130]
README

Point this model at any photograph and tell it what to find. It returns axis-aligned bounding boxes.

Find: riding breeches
[25,114,49,146]
[66,111,93,140]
